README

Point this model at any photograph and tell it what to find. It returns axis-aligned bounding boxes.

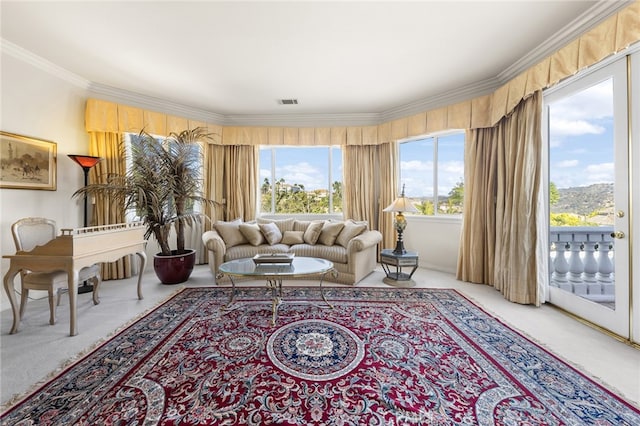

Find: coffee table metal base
[218,257,335,326]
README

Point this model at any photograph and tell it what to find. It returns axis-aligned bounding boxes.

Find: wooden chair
[10,217,101,326]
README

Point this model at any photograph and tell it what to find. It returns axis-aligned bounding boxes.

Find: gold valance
[85,1,639,144]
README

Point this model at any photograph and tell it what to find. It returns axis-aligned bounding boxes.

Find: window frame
[398,129,465,217]
[259,145,343,216]
[122,132,205,221]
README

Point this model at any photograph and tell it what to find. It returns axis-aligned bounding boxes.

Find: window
[259,146,342,214]
[399,131,465,216]
[124,132,204,218]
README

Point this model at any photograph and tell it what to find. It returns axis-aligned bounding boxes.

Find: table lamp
[383,184,418,254]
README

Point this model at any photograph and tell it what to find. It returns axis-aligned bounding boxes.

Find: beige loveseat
[201,217,382,285]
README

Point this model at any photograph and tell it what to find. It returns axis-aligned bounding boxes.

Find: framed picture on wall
[0,131,57,191]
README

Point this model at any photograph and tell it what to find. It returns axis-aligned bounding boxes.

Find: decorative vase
[153,249,196,284]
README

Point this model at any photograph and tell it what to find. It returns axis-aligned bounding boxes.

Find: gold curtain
[377,142,398,252]
[457,128,498,285]
[494,92,541,305]
[88,131,132,280]
[457,93,541,305]
[203,144,225,230]
[223,145,259,221]
[343,142,397,250]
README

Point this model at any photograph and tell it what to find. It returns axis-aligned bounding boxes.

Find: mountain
[552,183,614,224]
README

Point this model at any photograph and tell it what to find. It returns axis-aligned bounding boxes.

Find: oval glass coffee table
[218,257,335,325]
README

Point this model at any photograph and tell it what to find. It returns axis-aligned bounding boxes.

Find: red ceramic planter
[153,249,196,284]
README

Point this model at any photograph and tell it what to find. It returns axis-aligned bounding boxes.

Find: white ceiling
[0,1,630,125]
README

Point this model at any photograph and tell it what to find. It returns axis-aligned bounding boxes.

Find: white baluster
[597,237,614,296]
[568,238,587,296]
[583,239,600,295]
[553,241,571,291]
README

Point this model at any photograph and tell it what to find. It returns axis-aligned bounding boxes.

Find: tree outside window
[259,146,342,214]
[399,131,465,216]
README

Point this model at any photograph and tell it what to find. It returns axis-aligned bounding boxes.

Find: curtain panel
[457,92,542,305]
[88,131,132,280]
[343,143,397,249]
[203,144,225,231]
[222,145,259,222]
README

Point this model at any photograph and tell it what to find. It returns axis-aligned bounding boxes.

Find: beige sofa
[201,217,382,285]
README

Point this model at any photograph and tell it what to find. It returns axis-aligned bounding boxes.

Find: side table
[380,249,419,287]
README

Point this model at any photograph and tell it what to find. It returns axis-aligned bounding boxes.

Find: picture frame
[1,131,57,191]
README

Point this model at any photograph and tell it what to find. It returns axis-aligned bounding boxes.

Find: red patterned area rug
[2,287,639,425]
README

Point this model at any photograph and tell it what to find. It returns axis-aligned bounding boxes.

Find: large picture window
[259,146,342,214]
[124,132,204,218]
[399,131,465,216]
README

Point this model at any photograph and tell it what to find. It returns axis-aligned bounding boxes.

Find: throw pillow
[281,230,305,245]
[214,218,247,248]
[293,220,311,232]
[239,223,265,246]
[336,221,367,248]
[259,222,283,245]
[303,221,324,245]
[257,217,295,233]
[318,221,345,246]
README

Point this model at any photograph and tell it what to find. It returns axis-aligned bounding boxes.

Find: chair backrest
[11,217,57,252]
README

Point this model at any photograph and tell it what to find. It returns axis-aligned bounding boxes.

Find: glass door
[544,57,629,337]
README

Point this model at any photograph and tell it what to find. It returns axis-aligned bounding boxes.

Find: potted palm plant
[73,127,220,284]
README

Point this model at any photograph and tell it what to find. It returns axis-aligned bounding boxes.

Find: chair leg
[19,288,29,318]
[91,275,102,305]
[56,288,67,306]
[48,289,56,325]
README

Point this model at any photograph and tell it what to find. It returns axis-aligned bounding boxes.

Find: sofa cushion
[336,220,367,248]
[303,221,324,245]
[289,243,348,264]
[259,222,283,245]
[281,230,305,245]
[257,217,295,233]
[318,221,345,246]
[215,219,247,248]
[239,223,265,246]
[293,220,311,232]
[225,244,290,261]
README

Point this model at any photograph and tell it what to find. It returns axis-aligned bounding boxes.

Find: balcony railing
[549,226,615,303]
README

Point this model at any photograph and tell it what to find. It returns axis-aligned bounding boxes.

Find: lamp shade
[383,196,419,213]
[383,185,419,213]
[68,154,102,170]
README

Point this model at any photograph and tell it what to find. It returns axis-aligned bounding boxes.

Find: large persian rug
[2,287,639,425]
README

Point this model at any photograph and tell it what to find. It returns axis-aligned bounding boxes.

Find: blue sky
[548,78,614,189]
[399,133,465,198]
[260,146,341,191]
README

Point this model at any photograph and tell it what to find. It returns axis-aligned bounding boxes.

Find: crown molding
[497,0,633,83]
[223,112,381,127]
[1,39,90,89]
[379,77,500,123]
[2,0,630,128]
[87,82,227,125]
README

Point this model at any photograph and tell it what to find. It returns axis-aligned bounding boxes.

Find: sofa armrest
[348,230,382,253]
[202,230,226,256]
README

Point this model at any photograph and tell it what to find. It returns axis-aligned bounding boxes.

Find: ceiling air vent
[278,99,299,105]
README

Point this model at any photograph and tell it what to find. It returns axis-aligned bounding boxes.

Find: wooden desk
[3,222,147,336]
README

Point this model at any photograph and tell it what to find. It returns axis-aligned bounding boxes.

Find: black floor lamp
[68,154,102,294]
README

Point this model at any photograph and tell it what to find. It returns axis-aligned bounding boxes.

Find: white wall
[1,52,91,309]
[402,216,461,274]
